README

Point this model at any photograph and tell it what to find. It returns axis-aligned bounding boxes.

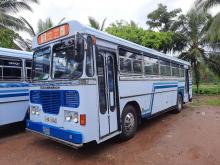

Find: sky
[20,0,220,39]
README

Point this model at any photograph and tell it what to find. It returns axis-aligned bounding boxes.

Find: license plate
[44,117,57,124]
[42,126,50,136]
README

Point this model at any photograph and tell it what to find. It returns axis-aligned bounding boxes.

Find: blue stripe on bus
[26,120,83,144]
[0,83,31,88]
[142,82,178,116]
[0,89,29,93]
[0,93,29,98]
[154,85,178,89]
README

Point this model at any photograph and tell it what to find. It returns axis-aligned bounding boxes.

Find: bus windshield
[33,47,50,80]
[52,41,83,79]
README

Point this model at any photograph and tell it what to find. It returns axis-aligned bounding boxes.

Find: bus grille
[30,90,80,115]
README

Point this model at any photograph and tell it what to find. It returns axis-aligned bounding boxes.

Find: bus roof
[32,20,190,66]
[0,47,32,60]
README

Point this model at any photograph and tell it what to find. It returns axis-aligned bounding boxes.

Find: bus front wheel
[119,105,138,141]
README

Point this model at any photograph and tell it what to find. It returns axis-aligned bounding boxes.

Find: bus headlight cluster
[64,111,78,123]
[30,105,41,115]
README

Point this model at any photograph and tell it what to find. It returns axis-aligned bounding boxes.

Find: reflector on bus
[37,24,69,45]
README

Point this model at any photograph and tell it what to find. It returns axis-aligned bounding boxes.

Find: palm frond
[195,0,220,11]
[20,17,36,36]
[0,0,35,13]
[100,18,107,31]
[0,12,25,30]
[57,17,66,25]
[88,17,100,30]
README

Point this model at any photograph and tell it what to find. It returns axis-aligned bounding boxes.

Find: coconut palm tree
[196,0,220,11]
[195,0,220,49]
[0,0,39,30]
[177,9,213,92]
[88,17,106,31]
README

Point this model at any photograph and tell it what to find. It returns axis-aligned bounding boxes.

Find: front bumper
[26,120,83,148]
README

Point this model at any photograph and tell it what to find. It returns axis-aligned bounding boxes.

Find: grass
[207,99,220,106]
[190,95,220,107]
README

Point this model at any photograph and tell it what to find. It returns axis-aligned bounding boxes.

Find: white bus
[27,21,192,148]
[0,48,32,126]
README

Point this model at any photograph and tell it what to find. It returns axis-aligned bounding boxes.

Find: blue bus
[0,48,32,126]
[27,21,192,148]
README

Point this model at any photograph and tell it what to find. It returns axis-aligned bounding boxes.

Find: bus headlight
[30,105,41,116]
[64,111,78,123]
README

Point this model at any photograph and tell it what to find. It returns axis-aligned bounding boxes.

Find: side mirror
[74,33,84,62]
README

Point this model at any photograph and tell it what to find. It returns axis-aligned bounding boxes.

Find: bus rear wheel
[119,105,138,141]
[174,94,183,113]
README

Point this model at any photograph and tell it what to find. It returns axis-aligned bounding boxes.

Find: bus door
[96,50,118,138]
[185,69,190,101]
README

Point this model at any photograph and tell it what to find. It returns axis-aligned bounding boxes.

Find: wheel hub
[124,112,135,132]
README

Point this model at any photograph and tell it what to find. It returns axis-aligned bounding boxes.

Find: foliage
[176,9,213,92]
[0,0,39,31]
[192,84,220,95]
[106,20,174,52]
[88,17,106,31]
[195,0,220,11]
[206,13,220,49]
[146,3,182,32]
[146,4,187,53]
[37,18,54,33]
[0,28,19,48]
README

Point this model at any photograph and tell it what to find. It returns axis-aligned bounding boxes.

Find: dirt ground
[0,96,220,165]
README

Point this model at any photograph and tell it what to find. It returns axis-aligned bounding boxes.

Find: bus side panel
[119,79,182,117]
[0,100,29,126]
[119,79,153,116]
[152,89,177,114]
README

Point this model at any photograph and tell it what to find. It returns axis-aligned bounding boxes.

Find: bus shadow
[35,108,188,158]
[0,122,26,139]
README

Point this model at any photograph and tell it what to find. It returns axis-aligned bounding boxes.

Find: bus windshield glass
[52,41,83,79]
[33,47,50,80]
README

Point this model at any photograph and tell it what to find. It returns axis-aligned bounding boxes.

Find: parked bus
[27,21,192,148]
[0,48,32,126]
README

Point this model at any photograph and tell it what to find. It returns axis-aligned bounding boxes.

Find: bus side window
[86,36,94,77]
[171,63,180,77]
[143,56,159,76]
[1,58,22,81]
[160,60,171,76]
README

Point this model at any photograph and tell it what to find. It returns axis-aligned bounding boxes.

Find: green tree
[106,20,174,52]
[195,0,220,48]
[0,28,19,48]
[88,17,106,31]
[177,9,213,92]
[37,18,54,34]
[146,4,187,53]
[0,0,39,30]
[146,3,182,32]
[196,0,220,11]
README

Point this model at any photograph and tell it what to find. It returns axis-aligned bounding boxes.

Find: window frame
[119,48,143,76]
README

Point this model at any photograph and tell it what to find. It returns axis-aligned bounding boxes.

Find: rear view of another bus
[0,48,32,127]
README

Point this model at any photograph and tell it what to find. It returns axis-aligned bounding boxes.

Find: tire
[119,105,138,141]
[174,94,183,113]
